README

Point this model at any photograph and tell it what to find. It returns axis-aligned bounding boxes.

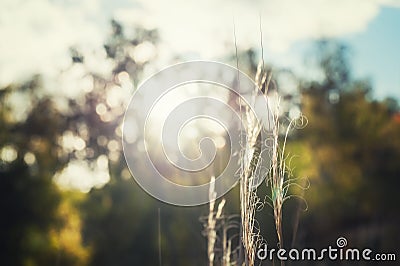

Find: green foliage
[0,79,90,265]
[288,42,400,251]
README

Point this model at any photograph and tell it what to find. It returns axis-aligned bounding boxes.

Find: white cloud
[116,0,400,56]
[0,0,104,86]
[379,0,400,7]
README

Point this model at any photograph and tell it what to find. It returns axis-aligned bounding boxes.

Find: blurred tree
[0,19,160,266]
[289,40,400,253]
[0,78,89,265]
[78,20,211,266]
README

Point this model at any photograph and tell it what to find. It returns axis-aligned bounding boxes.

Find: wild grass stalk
[203,38,307,263]
[267,95,309,248]
[237,61,269,266]
[242,62,308,266]
[262,77,309,266]
[203,73,307,265]
[205,176,226,266]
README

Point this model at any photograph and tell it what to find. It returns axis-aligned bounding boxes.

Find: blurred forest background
[1,19,400,266]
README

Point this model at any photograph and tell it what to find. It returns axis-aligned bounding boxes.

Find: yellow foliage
[49,197,91,266]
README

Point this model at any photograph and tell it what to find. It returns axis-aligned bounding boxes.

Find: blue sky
[343,7,400,99]
[268,6,400,100]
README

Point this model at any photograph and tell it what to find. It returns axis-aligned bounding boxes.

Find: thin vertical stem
[158,208,162,266]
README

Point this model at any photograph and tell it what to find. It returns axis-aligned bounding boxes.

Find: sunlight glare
[54,159,110,193]
[0,145,18,163]
[23,152,36,165]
